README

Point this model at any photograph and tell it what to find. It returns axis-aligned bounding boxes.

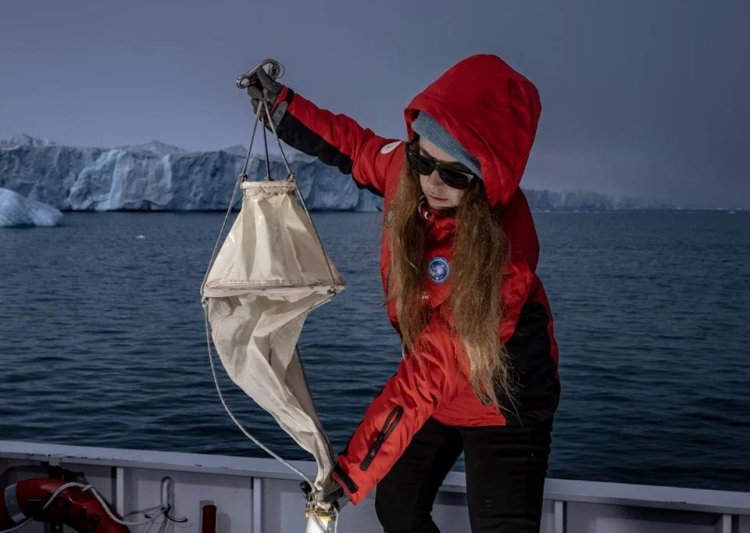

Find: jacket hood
[404,54,541,209]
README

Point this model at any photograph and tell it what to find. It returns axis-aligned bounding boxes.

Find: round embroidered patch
[427,257,450,284]
[380,141,401,155]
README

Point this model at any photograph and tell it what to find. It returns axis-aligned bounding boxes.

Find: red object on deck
[201,503,217,533]
[0,478,129,532]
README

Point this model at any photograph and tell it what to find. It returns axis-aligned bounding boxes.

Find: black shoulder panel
[500,300,561,425]
[275,92,355,176]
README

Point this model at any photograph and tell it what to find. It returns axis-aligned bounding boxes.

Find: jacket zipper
[360,405,404,471]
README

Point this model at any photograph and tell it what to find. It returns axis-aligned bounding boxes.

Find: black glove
[245,67,285,127]
[323,481,349,512]
[299,479,349,512]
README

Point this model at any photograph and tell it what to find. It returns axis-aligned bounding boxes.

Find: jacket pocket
[360,405,404,471]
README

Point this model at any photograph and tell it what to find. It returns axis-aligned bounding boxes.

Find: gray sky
[1,0,748,208]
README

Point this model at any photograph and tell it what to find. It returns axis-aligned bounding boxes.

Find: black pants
[375,417,553,533]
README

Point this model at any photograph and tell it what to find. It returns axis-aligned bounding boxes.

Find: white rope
[0,478,188,532]
[47,482,159,527]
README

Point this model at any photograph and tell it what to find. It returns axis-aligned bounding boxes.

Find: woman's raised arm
[250,73,403,197]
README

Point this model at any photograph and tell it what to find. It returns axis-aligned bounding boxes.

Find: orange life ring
[0,478,129,532]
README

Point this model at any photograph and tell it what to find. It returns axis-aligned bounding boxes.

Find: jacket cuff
[331,463,360,504]
[274,86,293,110]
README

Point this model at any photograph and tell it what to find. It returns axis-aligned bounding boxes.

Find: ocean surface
[1,210,748,492]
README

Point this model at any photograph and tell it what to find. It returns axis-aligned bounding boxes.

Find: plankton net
[200,60,344,506]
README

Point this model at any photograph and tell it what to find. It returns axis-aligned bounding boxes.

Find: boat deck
[1,441,748,532]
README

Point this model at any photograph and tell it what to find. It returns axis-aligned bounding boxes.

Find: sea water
[0,210,748,491]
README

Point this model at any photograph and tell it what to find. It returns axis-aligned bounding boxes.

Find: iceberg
[0,187,63,227]
[0,135,671,212]
[0,135,382,212]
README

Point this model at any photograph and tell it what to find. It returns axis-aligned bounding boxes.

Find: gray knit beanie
[411,112,481,178]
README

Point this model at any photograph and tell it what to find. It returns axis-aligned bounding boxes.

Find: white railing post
[713,513,732,533]
[252,476,262,533]
[553,500,565,533]
[115,466,125,516]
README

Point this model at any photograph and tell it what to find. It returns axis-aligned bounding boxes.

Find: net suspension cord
[260,93,339,296]
[198,100,262,296]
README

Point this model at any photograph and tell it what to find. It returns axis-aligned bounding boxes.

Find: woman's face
[417,138,467,210]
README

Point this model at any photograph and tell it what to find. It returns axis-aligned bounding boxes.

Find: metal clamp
[236,58,284,90]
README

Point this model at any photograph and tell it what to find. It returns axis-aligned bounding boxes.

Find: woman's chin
[426,198,454,210]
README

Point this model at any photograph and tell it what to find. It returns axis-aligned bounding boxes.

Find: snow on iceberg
[0,188,63,227]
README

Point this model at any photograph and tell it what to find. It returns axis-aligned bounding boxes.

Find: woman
[248,54,560,532]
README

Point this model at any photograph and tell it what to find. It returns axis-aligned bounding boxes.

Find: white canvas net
[203,178,345,493]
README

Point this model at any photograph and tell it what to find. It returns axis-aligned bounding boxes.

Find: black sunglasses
[405,141,478,190]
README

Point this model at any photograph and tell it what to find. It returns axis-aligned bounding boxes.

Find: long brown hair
[387,152,518,412]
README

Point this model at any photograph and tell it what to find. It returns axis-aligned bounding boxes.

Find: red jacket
[272,54,560,504]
